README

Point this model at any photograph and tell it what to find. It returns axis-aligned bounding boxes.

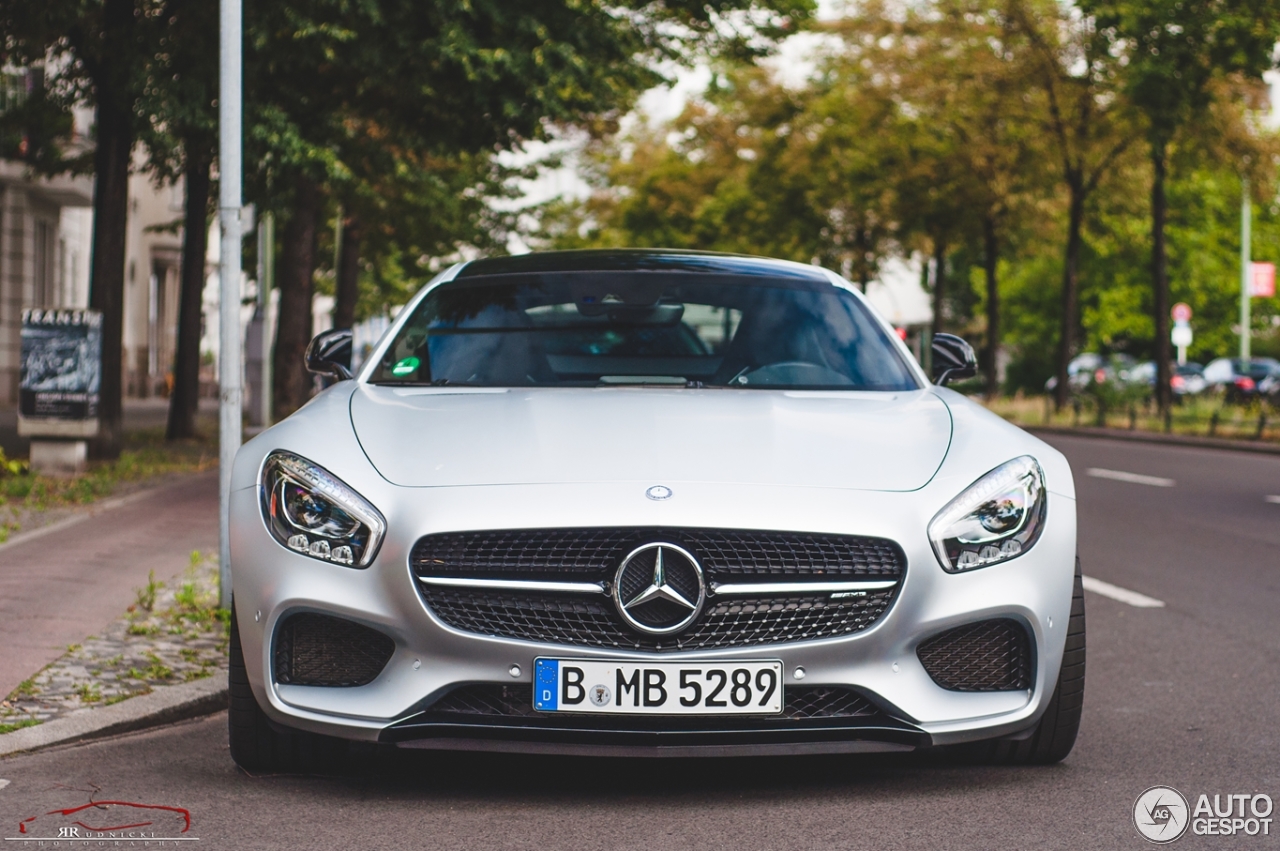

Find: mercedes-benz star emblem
[613,542,705,635]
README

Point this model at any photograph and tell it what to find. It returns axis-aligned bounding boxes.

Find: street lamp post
[1240,178,1251,361]
[219,0,243,610]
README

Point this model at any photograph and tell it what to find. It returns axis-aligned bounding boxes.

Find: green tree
[828,0,1052,391]
[138,0,220,440]
[241,0,814,418]
[1009,0,1139,409]
[1081,0,1280,409]
[0,0,167,456]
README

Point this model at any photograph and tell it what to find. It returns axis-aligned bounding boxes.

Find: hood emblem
[613,543,705,635]
[645,485,673,501]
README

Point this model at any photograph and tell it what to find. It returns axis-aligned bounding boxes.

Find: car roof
[455,249,832,282]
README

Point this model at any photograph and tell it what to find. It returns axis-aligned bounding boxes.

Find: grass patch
[104,690,148,706]
[134,570,162,612]
[10,678,37,699]
[0,718,41,735]
[127,652,175,683]
[74,683,102,704]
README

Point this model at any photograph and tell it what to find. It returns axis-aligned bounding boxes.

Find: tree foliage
[539,0,1280,394]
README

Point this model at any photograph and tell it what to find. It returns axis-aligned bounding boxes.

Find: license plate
[533,658,784,715]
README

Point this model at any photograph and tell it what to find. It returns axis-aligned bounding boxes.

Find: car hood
[349,386,952,491]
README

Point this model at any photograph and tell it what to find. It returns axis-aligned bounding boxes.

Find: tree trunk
[87,0,137,459]
[931,237,946,338]
[853,227,872,293]
[334,214,361,330]
[983,214,1000,399]
[1054,178,1085,411]
[1150,139,1172,413]
[166,149,211,440]
[272,176,321,420]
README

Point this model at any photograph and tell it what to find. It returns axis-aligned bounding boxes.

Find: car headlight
[259,451,386,567]
[928,456,1047,572]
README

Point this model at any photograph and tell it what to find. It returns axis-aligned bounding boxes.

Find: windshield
[368,271,920,390]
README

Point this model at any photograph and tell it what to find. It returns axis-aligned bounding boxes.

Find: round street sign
[1171,302,1192,323]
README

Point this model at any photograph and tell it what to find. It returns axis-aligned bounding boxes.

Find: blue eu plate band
[535,659,559,711]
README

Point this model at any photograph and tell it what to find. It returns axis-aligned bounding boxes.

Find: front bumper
[230,478,1077,754]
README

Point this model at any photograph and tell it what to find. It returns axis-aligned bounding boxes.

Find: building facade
[0,158,191,407]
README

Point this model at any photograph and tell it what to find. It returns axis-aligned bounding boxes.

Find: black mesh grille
[427,683,879,720]
[916,619,1032,692]
[421,587,897,650]
[274,613,396,687]
[412,527,905,582]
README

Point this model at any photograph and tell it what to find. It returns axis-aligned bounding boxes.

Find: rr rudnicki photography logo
[1134,785,1274,843]
[8,799,196,845]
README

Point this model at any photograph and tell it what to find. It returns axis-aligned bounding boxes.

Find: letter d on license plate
[533,658,783,715]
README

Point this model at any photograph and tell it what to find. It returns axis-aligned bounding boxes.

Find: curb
[0,676,226,758]
[1025,424,1280,456]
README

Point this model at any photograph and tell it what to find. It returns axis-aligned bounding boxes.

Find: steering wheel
[732,361,854,387]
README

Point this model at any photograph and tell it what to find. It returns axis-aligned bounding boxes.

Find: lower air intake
[274,613,395,687]
[916,618,1032,692]
[425,683,881,720]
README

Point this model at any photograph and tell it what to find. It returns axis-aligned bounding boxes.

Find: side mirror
[931,333,977,386]
[305,328,354,381]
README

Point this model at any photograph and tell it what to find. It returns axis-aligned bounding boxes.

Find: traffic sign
[1171,324,1192,347]
[1171,302,1192,323]
[1251,262,1276,298]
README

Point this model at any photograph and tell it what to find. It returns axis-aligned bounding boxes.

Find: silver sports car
[228,249,1083,769]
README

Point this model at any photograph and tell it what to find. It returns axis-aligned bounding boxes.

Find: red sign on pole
[1252,262,1276,298]
[1171,302,1192,323]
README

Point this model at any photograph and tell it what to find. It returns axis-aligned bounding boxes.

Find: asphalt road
[2,435,1277,849]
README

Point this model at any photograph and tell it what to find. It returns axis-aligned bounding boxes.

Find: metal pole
[219,0,243,610]
[1240,178,1251,361]
[258,213,274,428]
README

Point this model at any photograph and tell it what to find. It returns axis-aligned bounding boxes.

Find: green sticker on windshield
[391,356,420,377]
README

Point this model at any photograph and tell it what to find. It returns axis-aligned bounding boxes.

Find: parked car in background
[1172,363,1207,396]
[1044,352,1138,395]
[1127,361,1206,397]
[1203,357,1280,403]
[1260,370,1280,408]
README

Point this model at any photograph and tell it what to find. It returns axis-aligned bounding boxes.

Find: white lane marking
[1266,495,1280,504]
[0,779,9,790]
[1082,575,1166,608]
[1086,468,1175,487]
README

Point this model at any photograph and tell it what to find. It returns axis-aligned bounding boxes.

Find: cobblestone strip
[0,552,228,733]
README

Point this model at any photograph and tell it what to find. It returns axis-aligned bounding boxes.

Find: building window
[34,219,56,307]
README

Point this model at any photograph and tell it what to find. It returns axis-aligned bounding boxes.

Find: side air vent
[917,619,1032,692]
[274,613,395,687]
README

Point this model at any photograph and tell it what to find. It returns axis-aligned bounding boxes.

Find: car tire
[228,606,347,773]
[963,558,1086,765]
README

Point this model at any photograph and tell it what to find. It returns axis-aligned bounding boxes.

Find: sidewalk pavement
[0,470,219,700]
